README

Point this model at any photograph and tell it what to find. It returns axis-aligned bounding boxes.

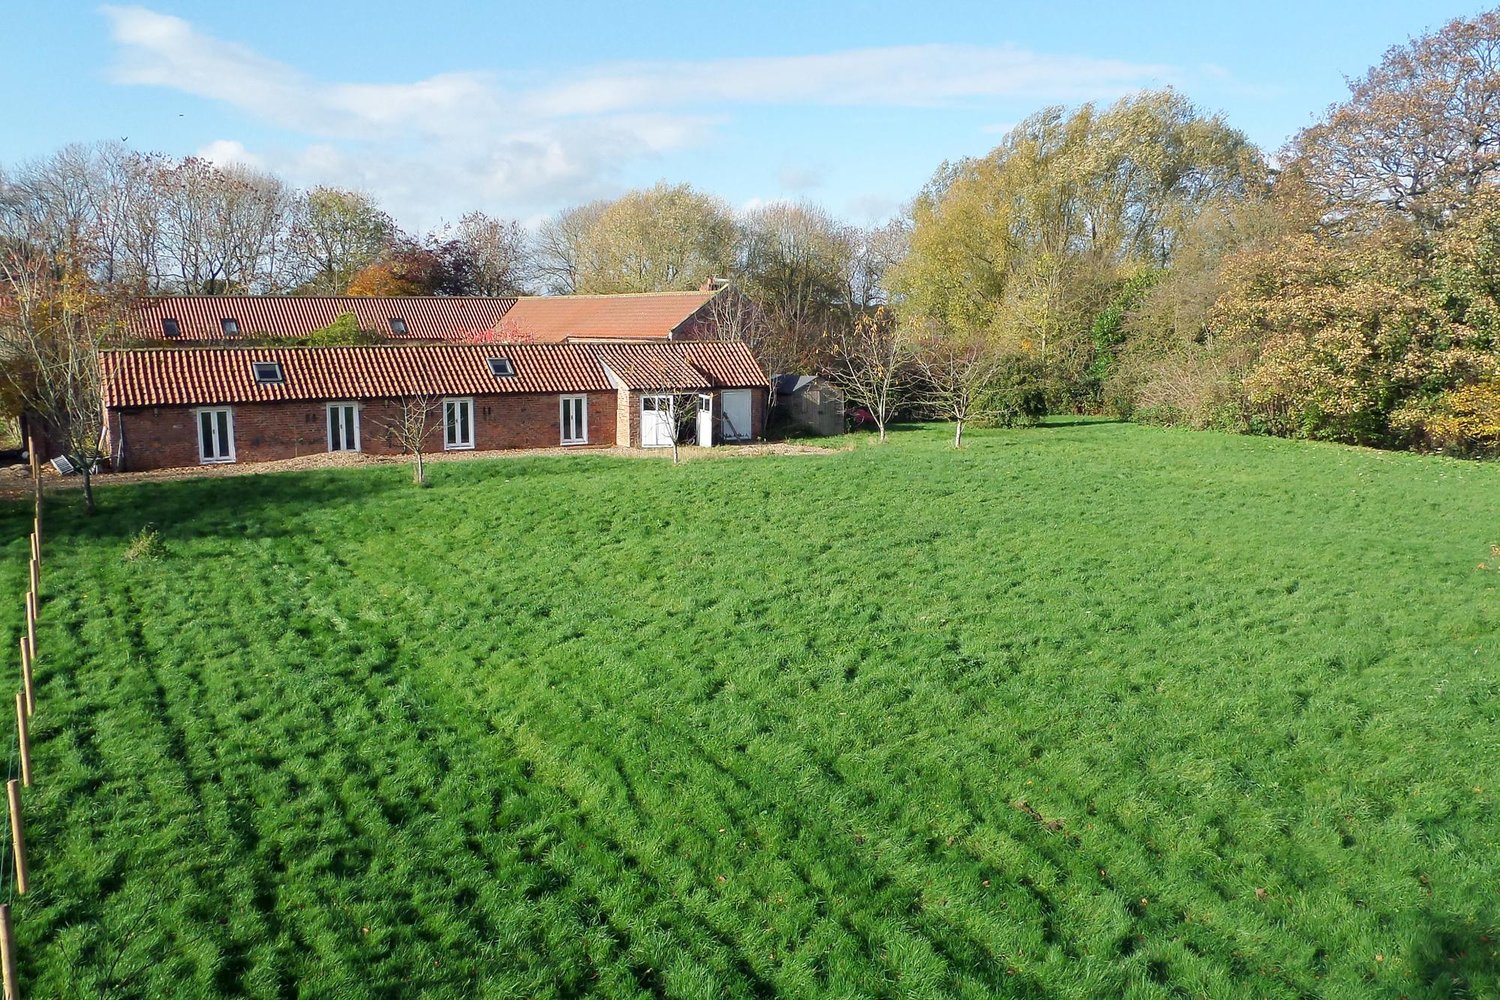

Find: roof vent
[487,357,516,378]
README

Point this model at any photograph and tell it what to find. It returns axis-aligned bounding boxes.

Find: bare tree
[640,390,707,465]
[913,334,1009,447]
[0,244,121,513]
[827,307,917,442]
[849,215,910,308]
[700,286,788,407]
[150,157,298,293]
[534,200,608,294]
[287,187,398,293]
[436,211,532,295]
[378,396,438,485]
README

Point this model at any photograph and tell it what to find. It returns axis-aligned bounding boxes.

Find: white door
[640,395,673,448]
[327,402,360,452]
[197,408,235,464]
[719,390,752,441]
[444,397,474,450]
[560,395,588,445]
[696,394,714,446]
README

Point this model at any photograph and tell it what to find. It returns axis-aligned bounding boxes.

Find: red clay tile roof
[101,344,612,407]
[100,341,767,408]
[129,296,518,342]
[499,290,717,342]
[597,341,768,391]
[127,291,721,344]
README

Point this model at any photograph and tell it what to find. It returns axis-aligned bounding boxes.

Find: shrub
[123,525,167,562]
[303,312,383,346]
[980,356,1049,427]
[1391,378,1500,456]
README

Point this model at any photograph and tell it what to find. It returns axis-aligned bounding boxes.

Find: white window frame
[326,401,361,453]
[443,397,475,450]
[560,394,588,446]
[196,407,236,464]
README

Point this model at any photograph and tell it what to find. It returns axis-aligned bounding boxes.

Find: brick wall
[111,390,618,471]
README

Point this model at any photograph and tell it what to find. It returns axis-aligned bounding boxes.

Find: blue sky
[3,2,1492,231]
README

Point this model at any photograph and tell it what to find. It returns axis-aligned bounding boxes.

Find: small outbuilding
[772,375,845,437]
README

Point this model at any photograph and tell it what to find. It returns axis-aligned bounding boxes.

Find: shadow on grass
[1039,416,1127,428]
[1411,913,1500,997]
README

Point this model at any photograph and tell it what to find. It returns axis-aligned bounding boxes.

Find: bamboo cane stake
[13,697,28,791]
[0,902,18,1000]
[7,781,27,896]
[16,642,30,723]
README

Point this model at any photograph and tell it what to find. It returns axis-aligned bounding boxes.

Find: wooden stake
[13,698,28,791]
[25,563,36,605]
[22,596,34,664]
[0,902,17,1000]
[16,642,30,722]
[7,781,27,896]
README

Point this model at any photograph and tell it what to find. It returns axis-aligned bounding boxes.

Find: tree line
[5,8,1500,465]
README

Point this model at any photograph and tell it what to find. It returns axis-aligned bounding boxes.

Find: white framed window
[443,397,475,450]
[221,317,240,337]
[327,402,361,452]
[196,407,235,464]
[560,395,588,445]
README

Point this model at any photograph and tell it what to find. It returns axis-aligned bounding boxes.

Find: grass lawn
[2,421,1498,998]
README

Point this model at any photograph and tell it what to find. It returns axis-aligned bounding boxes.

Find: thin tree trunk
[414,451,425,485]
[954,419,964,448]
[81,464,95,514]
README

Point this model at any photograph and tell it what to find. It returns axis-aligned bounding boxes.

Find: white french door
[444,397,474,450]
[327,402,360,452]
[196,408,235,464]
[560,395,587,445]
[641,395,673,448]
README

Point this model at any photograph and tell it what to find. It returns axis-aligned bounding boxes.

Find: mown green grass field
[1,421,1497,998]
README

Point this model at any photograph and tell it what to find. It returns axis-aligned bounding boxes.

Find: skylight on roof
[389,317,408,335]
[252,361,284,384]
[487,357,516,377]
[162,317,180,338]
[221,317,240,336]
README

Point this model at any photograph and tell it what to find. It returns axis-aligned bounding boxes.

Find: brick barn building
[99,341,768,471]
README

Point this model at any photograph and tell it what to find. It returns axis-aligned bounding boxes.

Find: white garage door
[719,390,752,441]
[641,395,674,448]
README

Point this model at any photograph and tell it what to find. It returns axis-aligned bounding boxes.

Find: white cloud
[100,5,1189,227]
[524,45,1178,118]
[194,139,263,169]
